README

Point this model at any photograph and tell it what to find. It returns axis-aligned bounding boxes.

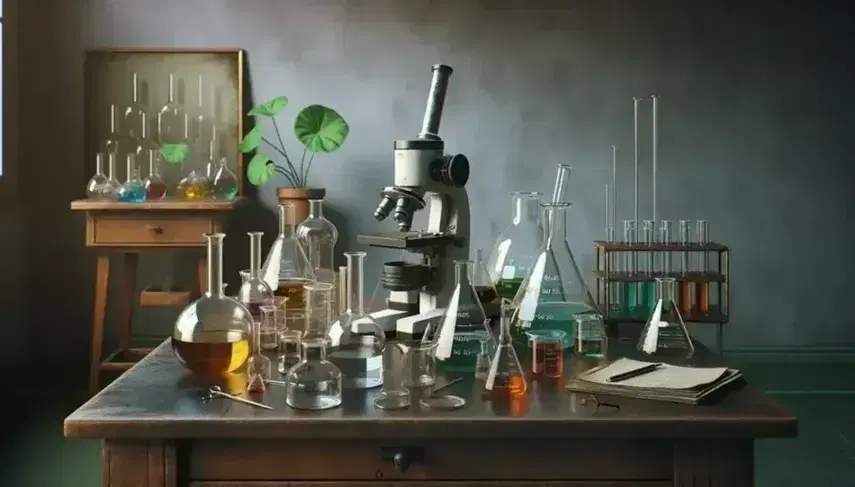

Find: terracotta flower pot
[276,187,326,225]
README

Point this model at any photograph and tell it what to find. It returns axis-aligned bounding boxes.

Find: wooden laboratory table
[64,335,796,487]
[70,198,245,395]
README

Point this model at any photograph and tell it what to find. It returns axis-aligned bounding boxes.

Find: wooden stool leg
[89,256,110,395]
[198,256,207,295]
[117,253,139,352]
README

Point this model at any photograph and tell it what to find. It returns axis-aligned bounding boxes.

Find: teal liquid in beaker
[513,301,595,353]
[642,281,657,313]
[623,283,638,315]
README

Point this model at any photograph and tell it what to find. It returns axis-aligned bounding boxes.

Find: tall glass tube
[304,282,334,339]
[678,220,692,314]
[206,234,225,297]
[641,220,656,311]
[659,220,674,273]
[345,252,365,316]
[551,164,571,203]
[695,220,710,316]
[337,265,348,316]
[622,220,638,314]
[605,185,620,312]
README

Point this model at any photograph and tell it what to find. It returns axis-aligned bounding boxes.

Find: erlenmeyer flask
[143,150,167,200]
[261,204,316,319]
[296,199,339,285]
[430,260,493,372]
[638,277,695,359]
[472,248,498,305]
[487,192,543,300]
[484,299,527,399]
[509,203,599,354]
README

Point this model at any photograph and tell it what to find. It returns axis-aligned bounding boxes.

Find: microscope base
[368,309,410,334]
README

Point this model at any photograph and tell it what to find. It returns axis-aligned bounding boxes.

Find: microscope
[357,64,471,335]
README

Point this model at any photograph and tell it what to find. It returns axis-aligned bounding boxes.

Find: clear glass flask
[261,203,316,319]
[637,277,695,359]
[210,157,239,200]
[509,203,598,354]
[85,153,108,199]
[485,299,527,400]
[641,220,656,312]
[487,192,543,300]
[258,304,279,351]
[430,260,492,372]
[304,282,334,339]
[123,73,149,141]
[143,149,167,200]
[622,220,638,314]
[101,152,123,200]
[678,220,693,314]
[472,248,499,306]
[695,220,710,316]
[238,232,275,323]
[156,73,188,146]
[284,337,343,410]
[474,339,492,380]
[327,251,385,389]
[177,170,209,200]
[172,233,253,377]
[104,104,126,158]
[245,314,272,394]
[296,199,339,285]
[117,154,146,203]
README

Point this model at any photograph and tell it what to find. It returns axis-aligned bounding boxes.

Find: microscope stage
[357,232,459,249]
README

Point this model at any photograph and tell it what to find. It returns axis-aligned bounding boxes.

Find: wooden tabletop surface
[69,197,246,211]
[64,337,797,440]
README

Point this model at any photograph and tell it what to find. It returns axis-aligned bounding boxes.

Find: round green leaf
[239,125,262,153]
[247,96,289,117]
[247,153,274,186]
[160,143,189,164]
[294,105,349,153]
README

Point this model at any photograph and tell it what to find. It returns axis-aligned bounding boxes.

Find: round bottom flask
[285,337,343,410]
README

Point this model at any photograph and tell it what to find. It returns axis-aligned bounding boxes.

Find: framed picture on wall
[83,48,245,197]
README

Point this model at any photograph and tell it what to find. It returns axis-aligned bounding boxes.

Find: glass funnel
[472,248,498,306]
[172,233,253,377]
[261,203,316,317]
[238,232,275,323]
[429,260,492,373]
[638,277,695,359]
[284,337,343,410]
[210,157,238,200]
[117,154,146,203]
[509,203,599,354]
[296,199,339,285]
[176,170,209,200]
[101,152,123,200]
[85,153,108,199]
[487,192,543,300]
[143,149,167,200]
[327,251,385,389]
[484,299,527,400]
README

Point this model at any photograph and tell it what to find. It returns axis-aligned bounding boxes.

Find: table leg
[103,440,176,487]
[89,256,110,395]
[117,253,139,351]
[198,256,207,294]
[673,439,754,486]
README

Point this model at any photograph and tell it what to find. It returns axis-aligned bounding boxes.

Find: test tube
[623,220,638,313]
[695,220,710,316]
[337,265,348,316]
[659,220,674,273]
[678,220,692,315]
[605,185,620,312]
[641,220,656,311]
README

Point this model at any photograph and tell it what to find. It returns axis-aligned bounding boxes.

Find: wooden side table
[71,199,244,394]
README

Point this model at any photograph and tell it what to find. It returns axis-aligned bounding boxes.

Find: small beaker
[373,341,413,411]
[404,340,466,410]
[574,314,607,359]
[526,329,566,379]
[274,296,289,333]
[278,329,303,375]
[259,305,279,351]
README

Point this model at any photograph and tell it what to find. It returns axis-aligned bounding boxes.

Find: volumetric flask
[485,299,527,400]
[284,337,343,410]
[487,192,543,300]
[296,199,339,285]
[432,260,492,372]
[509,203,599,354]
[637,278,695,359]
[526,329,565,379]
[261,203,316,319]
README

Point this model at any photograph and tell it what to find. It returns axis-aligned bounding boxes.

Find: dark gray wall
[5,0,854,381]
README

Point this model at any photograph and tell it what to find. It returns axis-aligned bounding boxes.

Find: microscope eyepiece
[374,196,395,222]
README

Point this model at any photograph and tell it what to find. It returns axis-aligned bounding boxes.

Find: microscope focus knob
[432,154,470,187]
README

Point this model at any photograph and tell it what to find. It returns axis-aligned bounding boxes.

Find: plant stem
[303,152,316,187]
[298,147,307,187]
[270,118,304,187]
[261,137,300,184]
[274,165,298,187]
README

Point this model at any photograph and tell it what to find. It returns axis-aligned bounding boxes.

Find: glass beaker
[327,251,385,389]
[245,312,272,394]
[573,314,608,375]
[509,203,599,354]
[487,192,543,300]
[261,203,316,321]
[278,329,303,375]
[258,304,279,351]
[85,153,108,199]
[373,341,412,410]
[143,149,167,200]
[238,232,275,323]
[485,299,527,400]
[304,282,334,339]
[431,260,492,372]
[177,170,209,200]
[210,157,239,200]
[637,277,695,359]
[284,337,343,410]
[472,248,498,305]
[296,199,339,285]
[101,153,123,200]
[172,233,253,377]
[117,154,146,203]
[526,329,565,379]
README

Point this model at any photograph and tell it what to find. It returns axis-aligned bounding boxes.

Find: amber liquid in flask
[485,299,527,400]
[172,331,251,377]
[261,203,315,322]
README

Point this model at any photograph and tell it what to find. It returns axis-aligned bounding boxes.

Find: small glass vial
[117,154,147,203]
[296,199,339,284]
[143,149,167,200]
[85,152,109,199]
[284,337,343,410]
[177,170,209,200]
[246,317,272,394]
[474,339,491,380]
[211,157,239,201]
[258,304,279,352]
[101,152,123,200]
[574,314,608,360]
[238,232,275,323]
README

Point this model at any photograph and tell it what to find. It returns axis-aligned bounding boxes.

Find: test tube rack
[593,241,730,350]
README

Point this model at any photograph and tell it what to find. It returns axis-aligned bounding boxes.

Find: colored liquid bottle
[116,153,147,203]
[143,149,168,200]
[211,157,238,200]
[177,170,209,200]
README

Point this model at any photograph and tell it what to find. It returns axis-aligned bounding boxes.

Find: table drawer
[88,214,215,247]
[188,439,674,482]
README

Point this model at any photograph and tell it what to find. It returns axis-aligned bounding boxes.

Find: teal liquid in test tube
[622,220,638,314]
[641,220,657,312]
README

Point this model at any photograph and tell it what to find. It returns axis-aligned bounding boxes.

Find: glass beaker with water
[428,260,493,372]
[509,203,599,354]
[327,251,385,389]
[637,277,695,359]
[487,192,543,300]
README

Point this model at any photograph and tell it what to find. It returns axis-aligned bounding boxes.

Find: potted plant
[239,96,349,223]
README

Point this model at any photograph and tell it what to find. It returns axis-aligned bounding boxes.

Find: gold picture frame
[84,48,245,196]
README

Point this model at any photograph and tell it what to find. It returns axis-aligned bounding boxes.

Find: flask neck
[125,155,136,183]
[278,205,295,238]
[252,320,262,354]
[132,73,139,103]
[138,111,149,139]
[345,252,366,316]
[499,300,513,341]
[168,73,176,103]
[454,261,473,286]
[308,199,324,219]
[148,151,157,177]
[95,153,105,176]
[109,105,118,134]
[204,234,227,297]
[107,154,118,180]
[512,194,541,225]
[248,233,264,278]
[657,279,676,303]
[197,75,204,108]
[542,206,568,247]
[303,339,326,361]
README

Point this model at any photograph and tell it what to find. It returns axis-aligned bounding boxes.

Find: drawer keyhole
[379,446,425,473]
[144,224,164,234]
